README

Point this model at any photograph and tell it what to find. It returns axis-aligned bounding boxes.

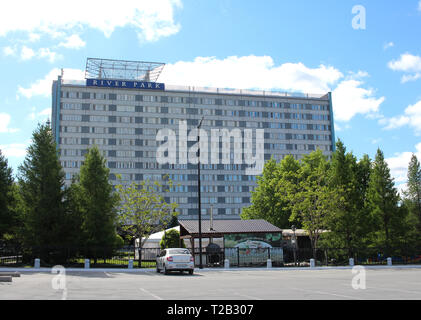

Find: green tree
[18,123,69,262]
[288,150,334,260]
[115,176,178,263]
[404,154,421,234]
[0,150,20,242]
[366,148,402,252]
[241,158,281,223]
[76,145,120,251]
[321,140,372,254]
[241,156,300,228]
[63,176,85,248]
[160,228,185,249]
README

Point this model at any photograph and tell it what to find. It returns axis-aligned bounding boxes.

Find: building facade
[51,60,335,220]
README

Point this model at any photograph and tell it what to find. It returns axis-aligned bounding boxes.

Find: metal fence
[0,245,158,268]
[282,247,421,267]
[1,245,420,268]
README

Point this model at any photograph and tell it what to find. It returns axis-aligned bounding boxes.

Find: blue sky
[0,0,420,193]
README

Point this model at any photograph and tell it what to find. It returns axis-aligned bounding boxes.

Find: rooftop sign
[86,78,165,90]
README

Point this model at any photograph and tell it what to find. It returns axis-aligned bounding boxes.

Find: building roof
[179,219,282,238]
[141,226,180,241]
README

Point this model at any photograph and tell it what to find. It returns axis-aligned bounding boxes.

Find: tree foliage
[17,123,69,251]
[320,140,373,252]
[365,149,405,251]
[115,176,178,251]
[160,228,185,249]
[241,156,300,228]
[0,150,20,242]
[287,149,334,259]
[75,145,120,248]
[404,154,421,234]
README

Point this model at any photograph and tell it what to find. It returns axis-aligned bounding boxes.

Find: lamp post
[197,116,204,269]
[292,225,297,267]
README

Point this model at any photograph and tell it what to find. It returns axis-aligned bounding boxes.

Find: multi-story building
[52,58,335,220]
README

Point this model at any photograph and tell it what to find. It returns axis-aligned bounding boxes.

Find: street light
[197,116,204,269]
[291,225,297,267]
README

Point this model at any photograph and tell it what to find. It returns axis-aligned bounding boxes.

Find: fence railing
[282,247,421,267]
[1,245,420,268]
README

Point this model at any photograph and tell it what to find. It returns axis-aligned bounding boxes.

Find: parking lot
[1,267,421,300]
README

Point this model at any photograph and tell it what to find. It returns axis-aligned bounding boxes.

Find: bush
[160,229,185,249]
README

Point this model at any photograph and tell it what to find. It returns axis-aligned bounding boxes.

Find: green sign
[224,233,282,249]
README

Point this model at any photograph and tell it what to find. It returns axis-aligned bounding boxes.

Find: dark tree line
[0,124,122,263]
[242,139,421,258]
[1,122,176,265]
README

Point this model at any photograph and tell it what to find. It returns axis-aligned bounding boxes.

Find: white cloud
[401,73,421,83]
[18,55,385,123]
[28,107,51,121]
[37,48,62,63]
[0,0,182,42]
[388,53,421,83]
[160,56,385,122]
[383,42,394,50]
[419,1,421,11]
[20,46,35,60]
[3,46,16,56]
[388,53,421,72]
[0,143,28,158]
[58,34,86,49]
[17,45,62,62]
[379,100,421,135]
[332,77,385,122]
[161,55,343,93]
[28,33,41,42]
[0,113,19,133]
[18,68,85,98]
[386,143,421,195]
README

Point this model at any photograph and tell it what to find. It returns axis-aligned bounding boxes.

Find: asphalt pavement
[1,267,421,300]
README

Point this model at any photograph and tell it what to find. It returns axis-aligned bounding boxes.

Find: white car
[156,248,194,275]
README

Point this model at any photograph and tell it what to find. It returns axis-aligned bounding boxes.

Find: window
[146,106,157,113]
[68,91,78,99]
[95,93,107,100]
[143,95,157,102]
[146,117,158,124]
[116,127,135,135]
[90,115,108,122]
[94,127,106,134]
[116,150,135,157]
[117,94,135,101]
[93,104,105,111]
[62,114,81,121]
[117,105,135,112]
[62,103,82,110]
[118,139,134,146]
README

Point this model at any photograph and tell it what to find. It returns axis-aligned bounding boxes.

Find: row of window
[177,207,242,216]
[267,143,331,151]
[61,90,329,110]
[61,103,330,120]
[61,115,331,130]
[61,126,332,145]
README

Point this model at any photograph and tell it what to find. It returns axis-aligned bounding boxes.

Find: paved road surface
[1,268,421,300]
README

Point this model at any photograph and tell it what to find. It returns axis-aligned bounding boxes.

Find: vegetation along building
[51,58,335,220]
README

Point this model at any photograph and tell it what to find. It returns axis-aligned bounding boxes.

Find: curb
[1,264,421,273]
